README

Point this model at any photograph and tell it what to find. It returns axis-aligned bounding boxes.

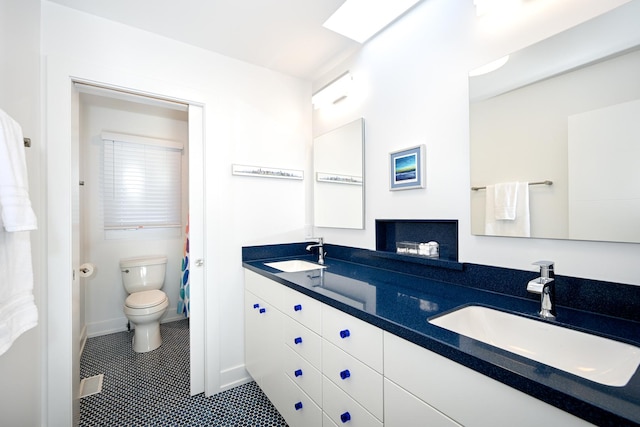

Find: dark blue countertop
[242,245,640,426]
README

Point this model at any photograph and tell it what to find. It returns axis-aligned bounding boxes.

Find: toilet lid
[125,290,167,309]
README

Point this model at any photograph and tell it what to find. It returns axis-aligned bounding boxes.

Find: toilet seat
[124,290,168,317]
[125,290,167,309]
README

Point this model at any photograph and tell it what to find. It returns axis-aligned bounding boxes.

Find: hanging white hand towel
[493,181,519,220]
[485,182,530,237]
[0,109,38,356]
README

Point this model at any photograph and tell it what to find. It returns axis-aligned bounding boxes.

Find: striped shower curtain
[177,219,190,318]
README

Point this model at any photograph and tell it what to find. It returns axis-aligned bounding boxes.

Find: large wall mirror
[470,1,640,243]
[314,118,364,229]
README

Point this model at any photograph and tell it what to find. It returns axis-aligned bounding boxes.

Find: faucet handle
[532,260,554,279]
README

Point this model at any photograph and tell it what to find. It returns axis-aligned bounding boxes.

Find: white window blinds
[102,132,183,230]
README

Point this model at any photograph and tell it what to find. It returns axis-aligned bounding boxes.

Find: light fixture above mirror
[312,72,353,110]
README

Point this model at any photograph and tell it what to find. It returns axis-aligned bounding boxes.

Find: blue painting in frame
[389,145,425,190]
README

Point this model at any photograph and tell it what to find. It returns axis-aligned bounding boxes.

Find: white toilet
[120,256,169,353]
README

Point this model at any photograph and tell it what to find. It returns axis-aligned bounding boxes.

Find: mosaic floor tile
[80,320,287,426]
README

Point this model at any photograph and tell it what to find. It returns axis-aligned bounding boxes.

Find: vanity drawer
[278,375,322,427]
[282,286,322,333]
[322,304,383,372]
[322,340,383,420]
[284,316,322,368]
[322,376,382,427]
[245,269,283,307]
[284,345,322,405]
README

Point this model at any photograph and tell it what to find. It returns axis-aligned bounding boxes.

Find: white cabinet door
[384,378,461,427]
[384,332,591,427]
[244,289,284,400]
[244,290,266,385]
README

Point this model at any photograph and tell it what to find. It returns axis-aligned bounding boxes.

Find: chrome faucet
[306,237,326,265]
[526,260,556,320]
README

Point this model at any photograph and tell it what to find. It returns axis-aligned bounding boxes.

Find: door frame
[45,55,208,425]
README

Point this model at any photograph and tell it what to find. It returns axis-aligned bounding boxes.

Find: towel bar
[471,180,552,191]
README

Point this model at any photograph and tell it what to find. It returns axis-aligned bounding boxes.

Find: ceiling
[47,0,363,81]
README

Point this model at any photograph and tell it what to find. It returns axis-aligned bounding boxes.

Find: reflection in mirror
[469,2,640,243]
[313,118,364,229]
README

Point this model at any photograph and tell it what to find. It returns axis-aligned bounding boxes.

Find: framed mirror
[313,118,364,229]
[470,2,640,243]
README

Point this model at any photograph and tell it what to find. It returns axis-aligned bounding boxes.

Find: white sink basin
[264,260,326,273]
[429,305,640,387]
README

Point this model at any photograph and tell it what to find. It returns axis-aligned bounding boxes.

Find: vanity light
[323,0,422,43]
[469,55,510,76]
[312,72,353,110]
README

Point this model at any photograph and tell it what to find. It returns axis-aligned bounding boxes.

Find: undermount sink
[264,260,326,273]
[429,305,640,387]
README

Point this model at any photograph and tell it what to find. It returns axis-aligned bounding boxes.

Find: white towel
[0,109,37,231]
[493,182,518,220]
[485,182,530,237]
[0,109,38,356]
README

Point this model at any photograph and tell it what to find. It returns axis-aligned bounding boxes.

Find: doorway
[45,57,206,425]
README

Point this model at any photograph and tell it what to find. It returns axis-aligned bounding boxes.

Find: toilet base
[131,321,162,353]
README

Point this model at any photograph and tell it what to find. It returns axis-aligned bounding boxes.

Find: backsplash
[242,242,640,323]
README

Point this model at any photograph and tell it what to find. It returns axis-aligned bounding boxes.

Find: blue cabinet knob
[340,329,351,339]
[294,304,302,311]
[253,303,260,309]
[294,369,303,377]
[340,369,351,380]
[294,401,303,411]
[340,411,351,423]
[294,337,303,345]
[259,308,266,314]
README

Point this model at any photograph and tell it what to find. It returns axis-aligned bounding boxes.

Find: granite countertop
[243,254,640,426]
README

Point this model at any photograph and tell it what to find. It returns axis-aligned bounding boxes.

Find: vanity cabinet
[245,269,591,427]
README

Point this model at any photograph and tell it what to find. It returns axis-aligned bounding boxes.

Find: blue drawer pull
[294,304,302,311]
[294,369,303,377]
[294,401,303,411]
[340,369,351,380]
[259,308,266,314]
[253,303,260,309]
[339,329,350,339]
[294,337,303,345]
[340,411,351,423]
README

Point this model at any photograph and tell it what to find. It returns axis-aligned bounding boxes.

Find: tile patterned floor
[80,320,288,426]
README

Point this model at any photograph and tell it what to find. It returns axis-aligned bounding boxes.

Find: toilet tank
[120,256,167,294]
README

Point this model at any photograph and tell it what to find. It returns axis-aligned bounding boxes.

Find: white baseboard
[86,305,186,338]
[219,364,252,392]
[79,324,88,357]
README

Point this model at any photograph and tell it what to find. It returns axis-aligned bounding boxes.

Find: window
[102,132,182,230]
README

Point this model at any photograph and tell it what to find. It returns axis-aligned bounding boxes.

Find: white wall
[79,93,189,337]
[312,0,640,286]
[41,0,311,417]
[0,0,42,425]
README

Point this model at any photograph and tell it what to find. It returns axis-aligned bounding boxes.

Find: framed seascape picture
[389,145,425,190]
